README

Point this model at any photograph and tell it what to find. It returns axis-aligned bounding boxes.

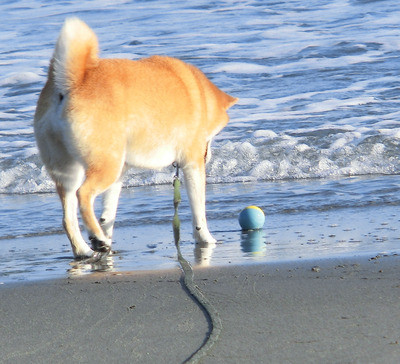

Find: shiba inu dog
[34,18,237,258]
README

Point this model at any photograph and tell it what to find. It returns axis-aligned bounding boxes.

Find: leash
[172,165,222,364]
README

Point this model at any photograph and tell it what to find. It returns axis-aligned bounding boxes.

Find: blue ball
[238,206,265,230]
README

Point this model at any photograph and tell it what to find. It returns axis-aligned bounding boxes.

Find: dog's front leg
[100,180,122,240]
[182,162,217,244]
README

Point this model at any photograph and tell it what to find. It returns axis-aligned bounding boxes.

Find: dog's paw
[73,245,94,260]
[74,253,92,261]
[194,227,217,245]
[89,236,111,253]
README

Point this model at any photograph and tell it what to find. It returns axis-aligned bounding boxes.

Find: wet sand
[3,200,400,285]
[1,254,399,363]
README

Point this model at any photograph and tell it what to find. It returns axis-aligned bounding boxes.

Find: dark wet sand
[1,254,399,363]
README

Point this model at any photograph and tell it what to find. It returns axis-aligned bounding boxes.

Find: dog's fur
[34,18,237,258]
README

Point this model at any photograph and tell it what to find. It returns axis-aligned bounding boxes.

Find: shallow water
[1,176,400,284]
[1,0,400,282]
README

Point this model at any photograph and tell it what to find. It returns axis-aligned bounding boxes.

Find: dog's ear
[226,95,239,109]
[222,93,239,110]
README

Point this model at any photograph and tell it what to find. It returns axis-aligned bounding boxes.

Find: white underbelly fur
[125,145,176,170]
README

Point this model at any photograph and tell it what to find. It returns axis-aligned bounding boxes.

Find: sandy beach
[1,253,399,363]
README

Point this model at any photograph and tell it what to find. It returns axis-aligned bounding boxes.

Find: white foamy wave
[253,130,278,139]
[304,96,376,114]
[378,128,400,139]
[212,51,382,77]
[0,163,54,194]
[213,62,270,74]
[0,72,42,86]
[207,129,400,183]
[2,127,400,194]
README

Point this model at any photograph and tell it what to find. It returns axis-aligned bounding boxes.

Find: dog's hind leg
[56,183,93,259]
[100,180,122,240]
[77,163,122,253]
[182,158,217,244]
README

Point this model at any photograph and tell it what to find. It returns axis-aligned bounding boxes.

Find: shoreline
[2,199,400,285]
[1,254,399,363]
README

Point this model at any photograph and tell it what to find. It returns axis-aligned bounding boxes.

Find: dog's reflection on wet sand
[68,252,115,276]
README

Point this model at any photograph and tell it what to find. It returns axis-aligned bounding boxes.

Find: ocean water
[1,0,400,282]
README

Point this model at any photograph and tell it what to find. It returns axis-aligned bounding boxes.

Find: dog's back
[34,18,237,257]
[36,18,237,171]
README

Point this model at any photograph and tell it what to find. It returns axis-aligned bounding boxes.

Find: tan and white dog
[34,18,237,258]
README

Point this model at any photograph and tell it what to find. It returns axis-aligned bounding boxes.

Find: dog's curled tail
[52,18,99,94]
